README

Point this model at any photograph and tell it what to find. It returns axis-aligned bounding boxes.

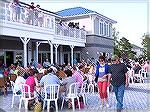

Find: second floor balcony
[0,1,86,46]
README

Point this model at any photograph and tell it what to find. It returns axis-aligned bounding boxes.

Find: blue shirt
[95,63,109,78]
[40,73,60,94]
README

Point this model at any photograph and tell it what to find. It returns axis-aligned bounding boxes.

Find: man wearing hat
[108,55,128,112]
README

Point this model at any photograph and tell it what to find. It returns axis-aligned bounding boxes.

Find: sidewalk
[0,82,149,112]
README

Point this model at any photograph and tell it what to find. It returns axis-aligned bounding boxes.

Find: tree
[142,34,150,59]
[118,37,136,59]
[113,28,136,59]
[112,28,121,56]
[113,27,119,46]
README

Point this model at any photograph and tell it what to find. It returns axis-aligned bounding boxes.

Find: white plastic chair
[128,69,134,84]
[61,82,80,111]
[11,81,22,108]
[19,84,35,110]
[78,82,87,106]
[140,68,147,79]
[135,70,144,83]
[87,83,95,94]
[43,84,60,112]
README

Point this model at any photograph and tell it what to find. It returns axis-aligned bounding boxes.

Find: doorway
[64,53,68,65]
[6,51,14,67]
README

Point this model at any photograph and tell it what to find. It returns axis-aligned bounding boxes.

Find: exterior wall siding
[81,35,114,61]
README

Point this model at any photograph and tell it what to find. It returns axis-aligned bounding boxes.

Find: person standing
[43,58,51,68]
[95,56,109,108]
[108,55,128,112]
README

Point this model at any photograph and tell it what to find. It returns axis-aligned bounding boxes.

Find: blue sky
[22,0,149,47]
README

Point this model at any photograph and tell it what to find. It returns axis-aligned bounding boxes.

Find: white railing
[0,1,54,29]
[55,23,86,39]
[0,1,86,39]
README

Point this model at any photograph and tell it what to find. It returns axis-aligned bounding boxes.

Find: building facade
[0,1,116,67]
[57,7,117,62]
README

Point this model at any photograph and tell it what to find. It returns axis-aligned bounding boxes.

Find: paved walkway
[0,82,149,112]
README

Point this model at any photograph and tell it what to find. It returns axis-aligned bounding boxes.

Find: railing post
[48,40,53,65]
[70,45,74,67]
[20,37,30,67]
[35,42,41,63]
[54,44,59,64]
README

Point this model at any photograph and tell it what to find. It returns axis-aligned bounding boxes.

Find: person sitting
[43,59,51,68]
[14,71,26,95]
[61,69,76,96]
[25,68,40,95]
[72,66,83,87]
[133,62,142,82]
[40,67,60,87]
[133,62,141,74]
[40,67,60,110]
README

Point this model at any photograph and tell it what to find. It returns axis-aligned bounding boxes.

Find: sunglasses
[99,59,104,62]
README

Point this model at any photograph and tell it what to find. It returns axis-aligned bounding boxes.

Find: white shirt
[14,76,26,92]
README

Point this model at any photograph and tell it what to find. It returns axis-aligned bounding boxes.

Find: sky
[22,0,149,47]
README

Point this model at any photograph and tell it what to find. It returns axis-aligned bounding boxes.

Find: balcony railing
[0,1,86,39]
[55,23,86,39]
[0,1,55,29]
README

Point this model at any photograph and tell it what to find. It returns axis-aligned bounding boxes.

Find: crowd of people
[0,55,149,111]
[9,0,86,32]
[10,1,44,26]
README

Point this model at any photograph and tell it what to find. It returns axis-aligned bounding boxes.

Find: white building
[0,1,116,67]
[57,7,117,62]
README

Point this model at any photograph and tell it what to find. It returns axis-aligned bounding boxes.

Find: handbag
[33,92,44,112]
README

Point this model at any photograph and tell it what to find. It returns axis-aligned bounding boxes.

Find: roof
[56,7,96,17]
[132,44,143,49]
[56,7,117,23]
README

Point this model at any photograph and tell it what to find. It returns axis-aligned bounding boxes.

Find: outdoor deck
[0,80,149,112]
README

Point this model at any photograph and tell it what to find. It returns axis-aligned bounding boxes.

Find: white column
[54,44,59,64]
[70,45,74,67]
[13,51,16,64]
[60,46,63,65]
[28,41,32,64]
[35,42,41,63]
[20,37,30,67]
[48,40,53,64]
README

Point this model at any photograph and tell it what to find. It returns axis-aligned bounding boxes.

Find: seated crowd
[0,57,149,111]
[0,59,90,111]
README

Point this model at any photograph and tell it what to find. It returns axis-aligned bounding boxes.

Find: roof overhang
[59,13,117,24]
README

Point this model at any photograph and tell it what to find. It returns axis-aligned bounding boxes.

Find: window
[100,22,104,35]
[106,24,109,36]
[99,19,104,35]
[104,23,106,36]
[109,24,111,37]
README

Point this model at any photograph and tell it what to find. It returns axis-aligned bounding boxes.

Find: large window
[100,22,103,35]
[100,19,104,35]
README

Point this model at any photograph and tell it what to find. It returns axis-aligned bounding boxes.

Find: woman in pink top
[25,69,39,93]
[72,66,83,87]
